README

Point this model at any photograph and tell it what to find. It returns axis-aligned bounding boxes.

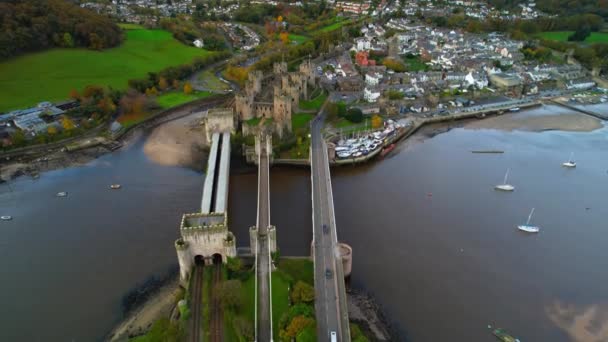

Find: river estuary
[1,105,607,341]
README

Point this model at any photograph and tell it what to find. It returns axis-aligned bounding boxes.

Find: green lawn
[0,29,214,112]
[403,55,429,72]
[316,19,352,33]
[278,258,314,286]
[288,34,310,44]
[271,271,291,340]
[537,31,608,43]
[292,113,315,131]
[156,90,214,109]
[333,117,372,134]
[299,93,327,111]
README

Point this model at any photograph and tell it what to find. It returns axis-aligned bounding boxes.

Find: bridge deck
[201,132,220,213]
[255,138,272,342]
[214,132,231,213]
[311,117,351,342]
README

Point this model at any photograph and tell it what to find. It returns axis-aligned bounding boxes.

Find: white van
[330,331,337,342]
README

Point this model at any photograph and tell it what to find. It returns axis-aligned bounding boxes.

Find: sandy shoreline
[143,112,208,169]
[464,106,603,132]
[106,278,181,342]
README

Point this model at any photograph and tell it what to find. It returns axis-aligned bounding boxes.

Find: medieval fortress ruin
[235,59,316,137]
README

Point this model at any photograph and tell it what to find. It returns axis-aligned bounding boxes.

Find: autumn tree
[280,316,314,340]
[47,126,57,135]
[69,89,80,101]
[89,32,104,50]
[97,97,116,114]
[291,281,314,304]
[183,82,193,95]
[172,79,180,89]
[158,77,169,91]
[279,31,290,44]
[145,87,159,97]
[61,116,76,130]
[216,280,243,311]
[371,115,383,129]
[82,85,104,100]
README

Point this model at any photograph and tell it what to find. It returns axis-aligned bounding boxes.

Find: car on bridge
[325,269,333,279]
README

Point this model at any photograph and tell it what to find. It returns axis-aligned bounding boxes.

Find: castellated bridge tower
[175,109,237,286]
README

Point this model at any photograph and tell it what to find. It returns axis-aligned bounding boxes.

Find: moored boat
[492,328,521,342]
[110,184,122,190]
[56,192,68,197]
[380,144,396,157]
[1,215,12,221]
[518,208,540,233]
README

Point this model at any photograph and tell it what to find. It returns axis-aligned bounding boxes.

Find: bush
[345,108,364,123]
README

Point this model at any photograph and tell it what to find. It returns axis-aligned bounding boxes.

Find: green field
[403,55,429,72]
[316,19,352,33]
[537,31,608,43]
[299,93,327,111]
[198,69,231,91]
[288,34,310,44]
[0,29,214,112]
[156,90,214,109]
[292,113,315,131]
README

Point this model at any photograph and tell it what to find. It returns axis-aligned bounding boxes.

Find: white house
[364,87,381,102]
[365,72,383,86]
[193,39,204,48]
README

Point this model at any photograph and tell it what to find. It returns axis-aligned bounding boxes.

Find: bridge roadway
[311,115,351,341]
[255,136,273,342]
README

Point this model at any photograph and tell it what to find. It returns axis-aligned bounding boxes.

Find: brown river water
[1,105,607,341]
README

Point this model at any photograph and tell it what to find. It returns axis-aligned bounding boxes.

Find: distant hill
[488,0,608,19]
[0,0,123,60]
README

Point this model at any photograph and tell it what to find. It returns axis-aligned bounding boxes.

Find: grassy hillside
[0,29,213,112]
[537,31,608,43]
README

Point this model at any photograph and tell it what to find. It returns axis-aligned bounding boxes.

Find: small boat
[56,192,68,197]
[492,327,521,342]
[471,150,504,154]
[518,208,540,233]
[380,144,396,157]
[110,184,122,190]
[509,107,520,112]
[1,215,12,221]
[495,168,514,191]
[562,152,576,168]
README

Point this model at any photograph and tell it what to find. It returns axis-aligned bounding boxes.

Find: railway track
[190,265,204,342]
[210,262,223,342]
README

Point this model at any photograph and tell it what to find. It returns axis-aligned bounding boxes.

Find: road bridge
[250,134,277,342]
[310,115,352,342]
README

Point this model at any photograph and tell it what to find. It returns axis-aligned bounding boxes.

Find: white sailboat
[495,168,515,191]
[518,208,540,233]
[562,152,576,168]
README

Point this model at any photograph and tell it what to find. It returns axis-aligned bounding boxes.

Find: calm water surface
[1,109,607,341]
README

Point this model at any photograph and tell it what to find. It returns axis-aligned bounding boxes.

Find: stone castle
[235,59,316,136]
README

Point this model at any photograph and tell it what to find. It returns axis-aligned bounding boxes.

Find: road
[310,116,351,341]
[256,138,272,342]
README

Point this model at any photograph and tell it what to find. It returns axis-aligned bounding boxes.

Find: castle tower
[299,59,316,87]
[249,70,263,94]
[235,94,253,121]
[274,61,288,75]
[273,94,292,135]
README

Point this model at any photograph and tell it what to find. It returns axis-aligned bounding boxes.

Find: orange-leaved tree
[183,82,193,95]
[280,31,290,44]
[371,115,383,129]
[158,77,169,91]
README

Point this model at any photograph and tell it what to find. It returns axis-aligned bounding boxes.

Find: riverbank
[107,277,181,341]
[0,96,227,182]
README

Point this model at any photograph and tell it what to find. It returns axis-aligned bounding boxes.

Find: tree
[345,108,364,123]
[216,280,243,310]
[233,316,253,340]
[172,79,180,89]
[371,115,383,129]
[62,32,74,48]
[183,82,193,94]
[568,26,592,42]
[47,126,57,135]
[291,281,315,304]
[226,257,242,274]
[69,89,80,101]
[280,31,290,44]
[145,86,159,97]
[158,77,169,91]
[280,316,314,340]
[61,116,76,131]
[10,130,26,147]
[97,97,116,114]
[89,32,104,50]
